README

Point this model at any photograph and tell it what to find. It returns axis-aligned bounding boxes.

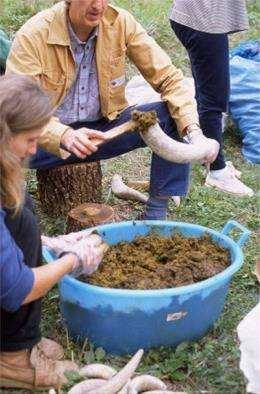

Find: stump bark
[66,203,115,233]
[37,162,102,218]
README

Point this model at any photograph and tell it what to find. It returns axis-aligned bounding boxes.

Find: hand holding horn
[91,110,219,165]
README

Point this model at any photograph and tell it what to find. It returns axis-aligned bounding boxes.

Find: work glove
[42,233,108,276]
[42,228,94,249]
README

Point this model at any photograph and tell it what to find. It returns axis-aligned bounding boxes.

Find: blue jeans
[171,20,229,170]
[30,102,190,197]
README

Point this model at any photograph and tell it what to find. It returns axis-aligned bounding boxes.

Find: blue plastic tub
[43,220,250,355]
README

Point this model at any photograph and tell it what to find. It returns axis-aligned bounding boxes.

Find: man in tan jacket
[6,0,218,219]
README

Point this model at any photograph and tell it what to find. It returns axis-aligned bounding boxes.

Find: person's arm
[0,210,38,313]
[24,232,109,304]
[22,253,77,305]
[6,30,106,158]
[0,210,79,310]
[25,232,108,306]
[5,30,72,158]
[123,10,199,136]
[1,207,108,313]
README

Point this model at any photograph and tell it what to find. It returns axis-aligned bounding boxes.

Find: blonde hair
[0,74,53,213]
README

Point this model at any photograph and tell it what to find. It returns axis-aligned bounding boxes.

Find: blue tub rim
[43,219,250,298]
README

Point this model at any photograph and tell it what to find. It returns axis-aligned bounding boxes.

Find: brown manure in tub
[80,233,230,289]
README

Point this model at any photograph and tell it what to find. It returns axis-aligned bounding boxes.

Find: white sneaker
[205,165,254,197]
[172,196,181,206]
[225,161,242,178]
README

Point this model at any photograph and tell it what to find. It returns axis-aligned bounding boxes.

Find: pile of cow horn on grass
[49,349,185,393]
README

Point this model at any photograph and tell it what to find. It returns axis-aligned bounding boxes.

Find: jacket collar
[47,1,119,46]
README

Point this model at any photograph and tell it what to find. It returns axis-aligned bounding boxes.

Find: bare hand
[60,127,107,158]
[188,130,220,164]
[198,136,219,164]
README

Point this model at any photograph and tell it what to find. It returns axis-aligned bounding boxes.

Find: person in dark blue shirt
[0,74,107,391]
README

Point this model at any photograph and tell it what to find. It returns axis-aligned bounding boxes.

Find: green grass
[1,1,259,393]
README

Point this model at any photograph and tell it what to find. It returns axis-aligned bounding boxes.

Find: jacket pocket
[110,54,125,77]
[108,53,126,108]
[41,71,65,89]
[40,71,66,104]
[109,82,127,110]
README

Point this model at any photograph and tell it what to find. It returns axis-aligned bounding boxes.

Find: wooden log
[36,162,102,218]
[66,202,115,233]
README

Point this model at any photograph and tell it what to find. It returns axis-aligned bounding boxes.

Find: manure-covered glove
[42,233,108,277]
[185,127,220,165]
[41,228,94,249]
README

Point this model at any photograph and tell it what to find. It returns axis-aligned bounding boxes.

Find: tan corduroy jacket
[6,1,198,157]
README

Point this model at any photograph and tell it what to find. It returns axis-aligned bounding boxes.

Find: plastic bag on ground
[229,40,260,164]
[237,302,260,393]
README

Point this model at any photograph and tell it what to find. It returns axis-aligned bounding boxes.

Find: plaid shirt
[55,22,101,125]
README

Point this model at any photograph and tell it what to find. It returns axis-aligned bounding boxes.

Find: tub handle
[221,220,251,247]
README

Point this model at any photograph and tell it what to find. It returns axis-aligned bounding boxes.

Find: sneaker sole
[0,378,56,391]
[205,181,254,197]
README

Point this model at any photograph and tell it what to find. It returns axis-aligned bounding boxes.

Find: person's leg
[30,102,189,218]
[170,21,254,196]
[135,102,190,219]
[170,20,228,171]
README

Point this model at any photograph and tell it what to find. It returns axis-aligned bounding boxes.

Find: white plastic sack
[237,302,260,393]
[125,74,195,107]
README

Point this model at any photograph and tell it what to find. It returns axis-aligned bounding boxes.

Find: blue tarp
[229,40,260,164]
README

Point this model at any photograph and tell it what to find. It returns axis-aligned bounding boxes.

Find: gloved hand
[185,128,220,164]
[41,228,95,249]
[42,233,108,276]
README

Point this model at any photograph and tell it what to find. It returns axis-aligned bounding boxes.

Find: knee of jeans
[29,148,59,170]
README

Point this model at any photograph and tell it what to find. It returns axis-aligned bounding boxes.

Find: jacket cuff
[39,118,72,158]
[177,116,200,137]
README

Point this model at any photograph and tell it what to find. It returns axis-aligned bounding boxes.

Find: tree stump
[66,203,115,233]
[36,162,102,218]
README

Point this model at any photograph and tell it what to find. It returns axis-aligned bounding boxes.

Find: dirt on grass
[82,233,231,289]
